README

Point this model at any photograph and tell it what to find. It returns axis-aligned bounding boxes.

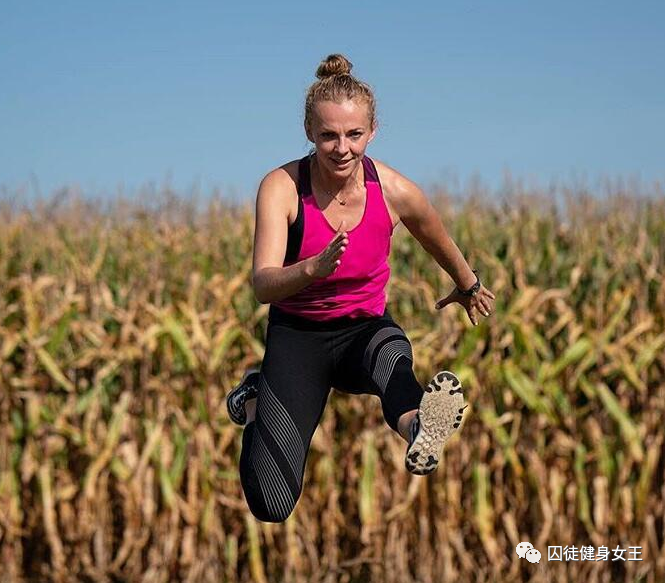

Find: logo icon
[516,542,541,563]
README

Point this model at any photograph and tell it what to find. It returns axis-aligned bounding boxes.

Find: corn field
[0,181,664,583]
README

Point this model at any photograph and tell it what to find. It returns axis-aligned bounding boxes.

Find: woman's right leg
[239,322,333,523]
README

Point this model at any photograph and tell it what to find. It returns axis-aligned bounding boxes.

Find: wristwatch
[456,270,480,296]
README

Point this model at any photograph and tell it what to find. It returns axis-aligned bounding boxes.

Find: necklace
[324,190,347,205]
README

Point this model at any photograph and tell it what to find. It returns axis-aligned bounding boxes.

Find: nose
[335,136,349,155]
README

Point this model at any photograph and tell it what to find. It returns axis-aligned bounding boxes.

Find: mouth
[331,158,353,168]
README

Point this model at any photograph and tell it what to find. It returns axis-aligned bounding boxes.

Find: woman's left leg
[332,312,466,475]
[331,315,423,437]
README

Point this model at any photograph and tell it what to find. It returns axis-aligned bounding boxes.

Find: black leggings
[239,305,424,523]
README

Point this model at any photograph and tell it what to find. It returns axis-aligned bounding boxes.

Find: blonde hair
[304,54,377,139]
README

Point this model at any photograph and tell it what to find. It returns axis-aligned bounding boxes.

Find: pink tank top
[273,155,394,320]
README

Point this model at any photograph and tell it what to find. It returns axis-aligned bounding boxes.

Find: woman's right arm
[252,169,315,304]
[252,168,349,304]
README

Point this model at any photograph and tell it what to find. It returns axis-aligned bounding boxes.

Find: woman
[227,54,495,523]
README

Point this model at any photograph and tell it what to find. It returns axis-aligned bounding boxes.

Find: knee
[239,452,299,523]
[241,481,298,523]
[238,412,303,523]
[364,331,413,393]
[249,497,296,523]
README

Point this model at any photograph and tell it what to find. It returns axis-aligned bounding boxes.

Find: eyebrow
[319,127,365,134]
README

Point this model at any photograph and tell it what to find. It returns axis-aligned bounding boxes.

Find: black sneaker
[226,368,260,425]
[405,370,467,475]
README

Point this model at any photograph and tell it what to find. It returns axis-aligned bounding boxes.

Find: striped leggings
[239,305,423,523]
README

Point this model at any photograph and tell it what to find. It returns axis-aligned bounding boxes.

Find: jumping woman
[227,54,495,523]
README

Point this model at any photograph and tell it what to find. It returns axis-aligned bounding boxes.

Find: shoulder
[369,158,431,222]
[258,159,301,196]
[256,158,302,222]
[370,158,418,197]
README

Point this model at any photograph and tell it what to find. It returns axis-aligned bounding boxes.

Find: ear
[367,122,377,144]
[304,120,314,143]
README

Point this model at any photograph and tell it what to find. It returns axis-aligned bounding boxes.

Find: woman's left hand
[434,284,496,326]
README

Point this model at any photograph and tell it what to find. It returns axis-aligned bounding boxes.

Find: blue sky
[1,1,664,201]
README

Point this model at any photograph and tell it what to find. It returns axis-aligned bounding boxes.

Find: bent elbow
[252,274,269,304]
[252,285,266,305]
[254,290,269,305]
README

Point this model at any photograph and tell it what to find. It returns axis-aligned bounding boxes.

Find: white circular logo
[525,548,541,564]
[516,541,533,559]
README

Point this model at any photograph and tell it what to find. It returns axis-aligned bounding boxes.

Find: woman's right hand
[306,220,349,279]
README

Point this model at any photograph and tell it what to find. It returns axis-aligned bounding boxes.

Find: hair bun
[316,54,353,79]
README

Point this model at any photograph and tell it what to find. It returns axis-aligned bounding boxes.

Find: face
[307,99,376,178]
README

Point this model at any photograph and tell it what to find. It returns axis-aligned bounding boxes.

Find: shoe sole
[405,370,466,475]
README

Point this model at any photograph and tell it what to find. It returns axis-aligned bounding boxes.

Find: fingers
[331,229,347,246]
[325,246,345,272]
[335,234,349,250]
[330,220,347,245]
[474,288,495,317]
[435,291,456,310]
[328,235,348,259]
[480,285,496,301]
[329,221,348,249]
[476,299,493,317]
[326,230,348,255]
[436,296,492,325]
[322,221,349,274]
[466,305,479,326]
[435,284,496,324]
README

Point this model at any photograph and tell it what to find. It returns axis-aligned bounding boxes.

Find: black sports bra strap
[284,157,307,265]
[297,156,311,197]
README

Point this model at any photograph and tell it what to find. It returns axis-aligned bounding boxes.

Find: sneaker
[405,370,467,475]
[226,368,261,425]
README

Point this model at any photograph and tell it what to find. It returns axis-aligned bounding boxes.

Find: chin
[329,158,359,173]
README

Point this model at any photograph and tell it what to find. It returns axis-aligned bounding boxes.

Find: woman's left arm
[380,165,495,325]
